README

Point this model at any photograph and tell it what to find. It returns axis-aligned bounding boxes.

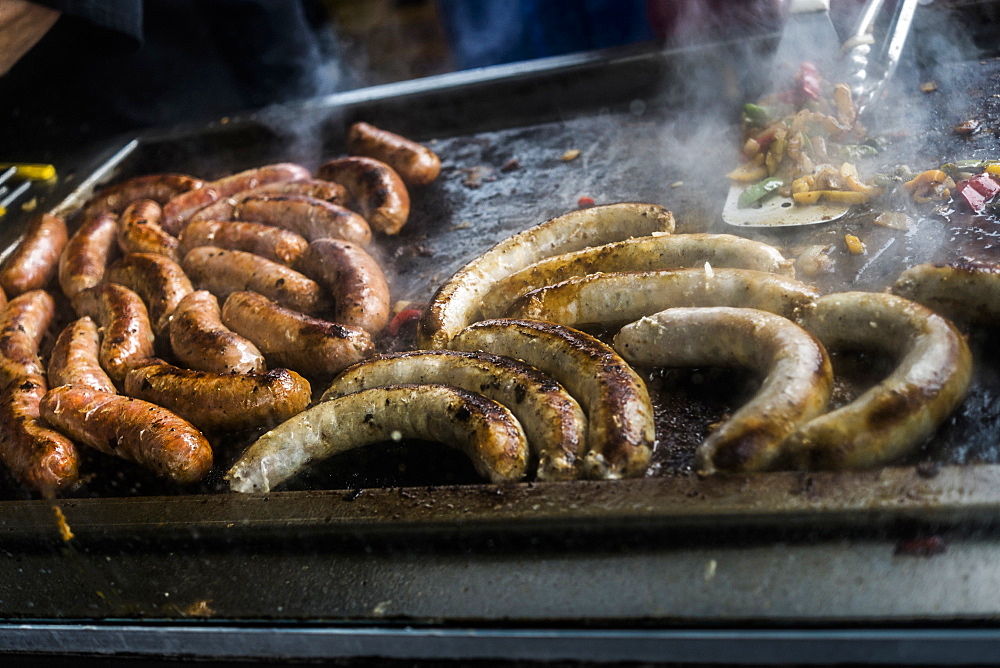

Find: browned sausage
[58,211,119,299]
[80,173,203,221]
[124,359,311,432]
[47,317,117,393]
[178,219,309,266]
[104,252,193,335]
[0,213,68,296]
[221,290,373,376]
[187,179,349,224]
[233,195,372,245]
[169,290,265,374]
[116,199,180,261]
[0,290,79,494]
[40,386,213,485]
[71,283,156,383]
[161,163,312,234]
[182,246,329,316]
[316,156,410,235]
[347,122,441,186]
[296,239,390,334]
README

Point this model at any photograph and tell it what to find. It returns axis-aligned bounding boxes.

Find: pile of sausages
[0,122,440,496]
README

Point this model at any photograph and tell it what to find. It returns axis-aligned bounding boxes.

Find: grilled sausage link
[124,359,311,433]
[187,179,348,224]
[104,252,193,335]
[40,386,212,485]
[162,163,311,234]
[221,291,373,376]
[508,268,819,329]
[452,319,654,480]
[182,246,329,316]
[179,219,309,266]
[233,195,372,246]
[0,213,68,297]
[72,283,156,383]
[481,233,796,319]
[227,384,529,493]
[323,350,587,481]
[316,156,410,235]
[0,290,79,494]
[58,211,119,299]
[116,199,180,261]
[418,202,676,349]
[47,317,117,393]
[347,122,442,186]
[614,307,833,475]
[80,173,203,221]
[783,291,973,469]
[892,260,1000,327]
[296,239,390,334]
[169,290,264,374]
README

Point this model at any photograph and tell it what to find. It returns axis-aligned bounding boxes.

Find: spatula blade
[722,184,849,228]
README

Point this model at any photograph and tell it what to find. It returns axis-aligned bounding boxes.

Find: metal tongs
[722,0,921,228]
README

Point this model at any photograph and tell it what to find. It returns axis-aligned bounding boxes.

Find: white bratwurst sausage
[892,260,1000,327]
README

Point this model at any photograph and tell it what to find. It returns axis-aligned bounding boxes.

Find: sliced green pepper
[743,103,771,126]
[838,144,879,161]
[738,177,784,208]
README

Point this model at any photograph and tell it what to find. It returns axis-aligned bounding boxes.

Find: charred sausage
[178,219,309,266]
[72,283,156,383]
[47,317,117,393]
[80,173,203,221]
[0,213,68,296]
[187,179,348,224]
[168,290,265,374]
[347,122,441,186]
[116,199,179,261]
[104,252,193,335]
[296,239,390,334]
[233,195,372,246]
[58,211,119,299]
[315,156,410,235]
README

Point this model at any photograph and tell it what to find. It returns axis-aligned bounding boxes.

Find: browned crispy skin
[188,179,348,224]
[47,317,117,393]
[179,219,309,266]
[40,385,212,485]
[124,359,311,432]
[347,122,441,186]
[316,156,410,235]
[71,283,156,383]
[234,195,372,245]
[117,199,180,261]
[80,173,203,221]
[169,290,265,374]
[104,252,193,335]
[59,211,119,299]
[0,213,68,296]
[296,239,390,334]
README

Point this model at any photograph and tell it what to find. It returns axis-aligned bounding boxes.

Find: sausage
[451,318,654,480]
[187,179,348,224]
[182,246,329,316]
[227,384,529,493]
[168,290,265,374]
[104,252,193,335]
[39,386,212,485]
[178,219,309,266]
[418,202,676,349]
[613,307,833,475]
[783,291,973,469]
[161,163,312,234]
[0,213,68,296]
[124,359,311,433]
[58,211,119,299]
[116,199,179,261]
[72,283,156,383]
[322,350,586,481]
[296,239,390,334]
[507,268,819,330]
[233,195,372,246]
[347,121,441,186]
[47,317,117,393]
[221,291,373,376]
[480,233,797,319]
[315,156,410,235]
[892,260,1000,327]
[80,173,203,221]
[0,290,79,493]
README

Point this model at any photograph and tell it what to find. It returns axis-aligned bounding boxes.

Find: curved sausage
[116,199,179,261]
[323,349,586,481]
[296,239,390,334]
[233,195,372,246]
[80,173,203,221]
[168,290,265,374]
[481,233,796,319]
[783,291,973,469]
[347,122,441,186]
[614,307,833,475]
[418,202,676,349]
[221,291,373,377]
[0,290,79,494]
[178,219,309,266]
[892,260,1000,327]
[58,211,119,299]
[227,384,529,493]
[104,252,193,335]
[507,268,819,329]
[451,318,654,480]
[315,156,410,235]
[182,246,329,316]
[124,359,311,433]
[47,317,117,393]
[0,213,68,296]
[40,386,212,485]
[187,179,348,224]
[72,283,156,383]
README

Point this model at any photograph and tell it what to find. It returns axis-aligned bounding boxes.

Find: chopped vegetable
[577,196,595,207]
[737,177,783,208]
[838,144,879,161]
[919,81,938,93]
[743,103,771,126]
[561,149,581,161]
[873,212,911,231]
[954,173,1000,212]
[388,308,423,337]
[844,234,865,255]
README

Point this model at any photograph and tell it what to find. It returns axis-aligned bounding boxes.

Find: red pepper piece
[577,196,595,208]
[797,62,822,102]
[967,173,1000,198]
[954,175,1000,212]
[388,308,423,337]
